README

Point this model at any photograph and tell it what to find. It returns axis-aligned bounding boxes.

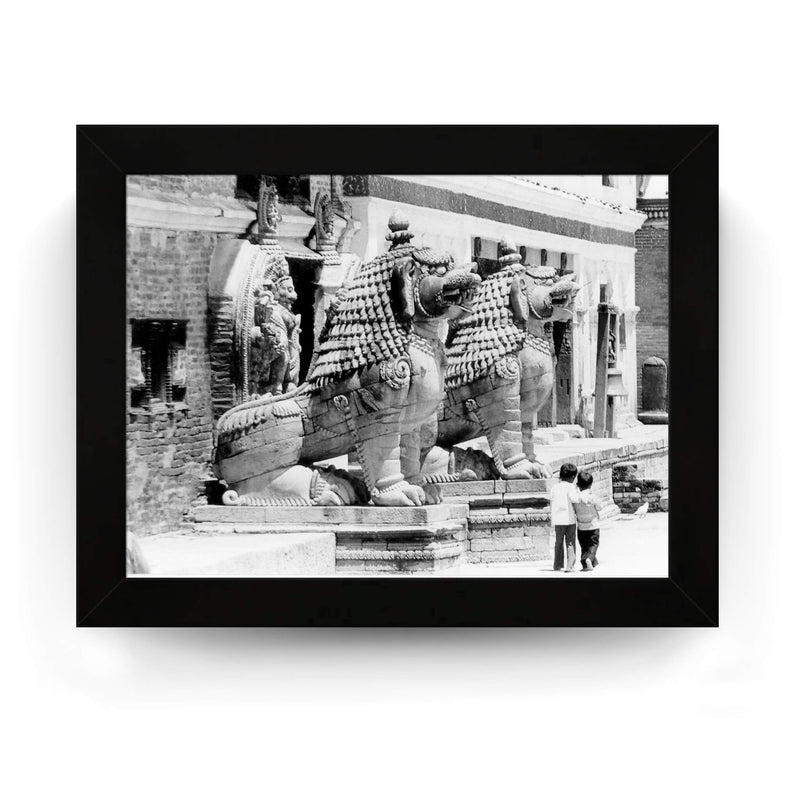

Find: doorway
[286,258,320,384]
[537,321,574,426]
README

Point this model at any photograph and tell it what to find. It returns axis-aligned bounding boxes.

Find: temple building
[126,174,649,537]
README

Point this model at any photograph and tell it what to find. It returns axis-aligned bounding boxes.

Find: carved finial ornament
[313,192,336,250]
[498,240,522,268]
[385,211,414,248]
[255,175,280,243]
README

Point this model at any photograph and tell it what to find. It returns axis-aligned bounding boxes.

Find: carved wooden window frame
[129,319,187,411]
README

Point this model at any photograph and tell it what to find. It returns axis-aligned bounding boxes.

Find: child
[573,470,601,571]
[550,463,579,572]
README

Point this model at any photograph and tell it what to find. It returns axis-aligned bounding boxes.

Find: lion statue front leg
[354,376,426,507]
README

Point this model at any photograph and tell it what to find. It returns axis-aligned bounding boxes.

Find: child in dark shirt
[573,470,601,571]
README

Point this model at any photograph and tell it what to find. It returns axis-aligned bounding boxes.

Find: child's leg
[578,529,591,567]
[553,526,565,571]
[590,529,600,566]
[564,524,577,571]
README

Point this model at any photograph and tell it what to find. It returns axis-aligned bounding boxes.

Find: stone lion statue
[213,213,480,507]
[436,241,578,478]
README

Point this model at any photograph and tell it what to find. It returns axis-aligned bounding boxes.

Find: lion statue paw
[372,481,425,507]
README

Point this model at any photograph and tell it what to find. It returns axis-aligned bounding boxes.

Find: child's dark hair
[577,470,593,490]
[559,463,578,482]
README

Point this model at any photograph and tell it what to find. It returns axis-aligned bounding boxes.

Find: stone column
[593,303,611,437]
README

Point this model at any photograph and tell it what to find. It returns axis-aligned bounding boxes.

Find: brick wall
[127,225,236,535]
[128,175,237,197]
[545,435,668,511]
[635,220,669,411]
[309,175,332,203]
[613,460,669,513]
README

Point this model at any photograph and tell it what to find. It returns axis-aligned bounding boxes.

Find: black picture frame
[77,125,718,627]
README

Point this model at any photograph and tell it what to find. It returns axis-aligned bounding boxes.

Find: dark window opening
[235,175,260,200]
[130,320,187,409]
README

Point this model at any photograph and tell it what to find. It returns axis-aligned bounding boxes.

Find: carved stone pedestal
[185,503,469,574]
[436,479,557,564]
[333,504,469,573]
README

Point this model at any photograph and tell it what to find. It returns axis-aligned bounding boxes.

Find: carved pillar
[593,303,611,438]
[593,302,626,437]
[312,191,345,349]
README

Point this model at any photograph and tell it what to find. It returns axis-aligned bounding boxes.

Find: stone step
[136,531,335,577]
[437,478,556,498]
[181,503,471,574]
[190,502,468,525]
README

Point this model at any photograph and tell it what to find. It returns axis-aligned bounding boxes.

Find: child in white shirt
[549,463,579,572]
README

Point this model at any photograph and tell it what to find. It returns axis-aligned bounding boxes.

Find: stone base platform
[436,479,555,564]
[137,531,336,576]
[184,503,470,574]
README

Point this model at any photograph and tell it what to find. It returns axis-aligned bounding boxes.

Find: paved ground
[136,512,668,578]
[449,511,668,578]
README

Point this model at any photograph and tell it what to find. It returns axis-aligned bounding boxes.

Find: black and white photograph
[125,173,670,578]
[11,5,797,799]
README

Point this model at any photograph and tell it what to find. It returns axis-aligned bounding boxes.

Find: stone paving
[137,510,668,578]
[361,511,669,578]
[448,511,668,578]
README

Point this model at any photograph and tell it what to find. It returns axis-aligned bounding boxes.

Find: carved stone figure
[213,214,480,507]
[249,274,301,396]
[437,241,578,478]
[313,191,336,247]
